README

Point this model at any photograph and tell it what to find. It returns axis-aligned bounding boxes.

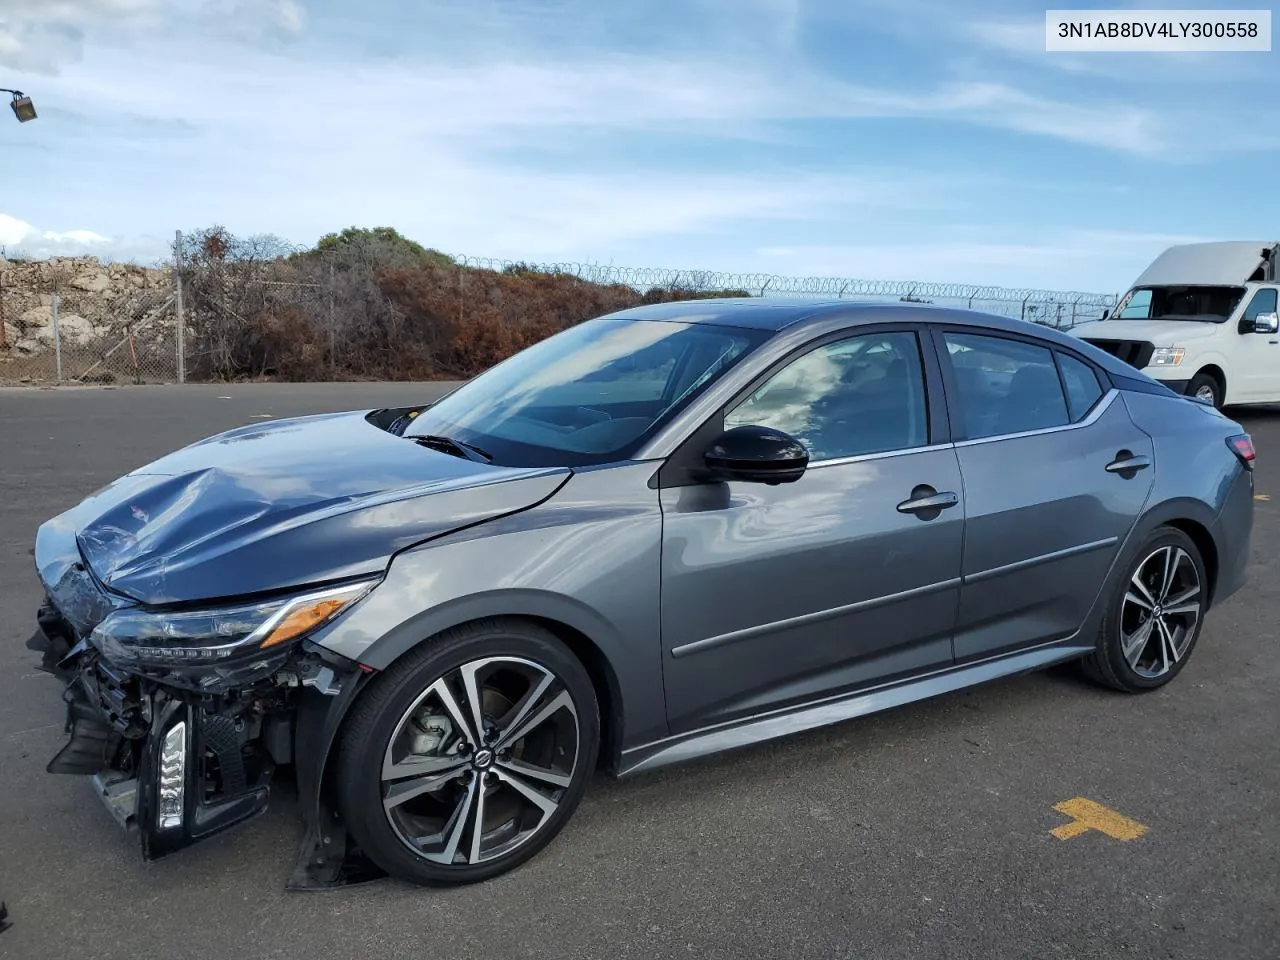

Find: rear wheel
[1187,371,1223,408]
[1082,526,1208,692]
[334,618,599,886]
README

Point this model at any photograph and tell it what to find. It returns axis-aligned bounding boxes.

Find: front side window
[944,332,1069,439]
[724,330,929,461]
[1242,288,1278,326]
[406,318,767,466]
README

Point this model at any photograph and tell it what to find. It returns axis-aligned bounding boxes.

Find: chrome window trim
[951,388,1117,448]
[803,442,953,470]
[638,321,1118,464]
[738,388,1117,470]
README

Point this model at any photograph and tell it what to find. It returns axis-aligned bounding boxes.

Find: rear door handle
[1105,453,1151,474]
[897,490,959,514]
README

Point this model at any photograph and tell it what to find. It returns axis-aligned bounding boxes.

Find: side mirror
[1100,308,1110,321]
[1252,312,1279,334]
[703,425,809,485]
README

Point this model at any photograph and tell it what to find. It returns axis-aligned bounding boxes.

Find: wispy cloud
[0,0,159,73]
[0,0,303,73]
[1,0,1277,292]
[26,40,1189,159]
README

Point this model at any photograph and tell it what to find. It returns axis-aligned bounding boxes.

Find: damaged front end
[30,558,385,889]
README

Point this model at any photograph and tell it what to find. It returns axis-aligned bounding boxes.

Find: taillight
[1227,433,1255,468]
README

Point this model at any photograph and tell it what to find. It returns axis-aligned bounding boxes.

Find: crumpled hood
[35,409,570,608]
[1070,318,1224,345]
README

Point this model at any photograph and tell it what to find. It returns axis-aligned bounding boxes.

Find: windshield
[1112,285,1246,323]
[405,317,768,467]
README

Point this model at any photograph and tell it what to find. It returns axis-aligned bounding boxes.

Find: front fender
[355,587,627,672]
[290,463,665,888]
[310,462,667,753]
[1171,349,1231,396]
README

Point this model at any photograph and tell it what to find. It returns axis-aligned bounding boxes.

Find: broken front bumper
[37,628,274,861]
[30,598,383,888]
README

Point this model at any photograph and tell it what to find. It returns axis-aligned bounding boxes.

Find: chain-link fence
[1,230,1118,384]
[0,257,177,384]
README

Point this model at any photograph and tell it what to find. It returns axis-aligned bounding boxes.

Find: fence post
[174,229,185,384]
[52,293,62,381]
[328,261,336,378]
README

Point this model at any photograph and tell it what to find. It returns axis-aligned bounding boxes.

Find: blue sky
[0,0,1275,293]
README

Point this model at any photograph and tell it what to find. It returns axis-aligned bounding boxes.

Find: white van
[1069,240,1280,409]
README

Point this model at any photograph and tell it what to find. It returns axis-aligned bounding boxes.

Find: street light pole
[0,89,36,123]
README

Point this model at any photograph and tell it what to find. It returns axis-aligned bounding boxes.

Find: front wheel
[1082,526,1208,693]
[1187,371,1223,408]
[334,618,600,886]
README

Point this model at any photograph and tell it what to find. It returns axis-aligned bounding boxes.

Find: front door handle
[897,488,959,515]
[1105,452,1151,474]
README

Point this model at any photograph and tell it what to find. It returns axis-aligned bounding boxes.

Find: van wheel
[1187,372,1222,408]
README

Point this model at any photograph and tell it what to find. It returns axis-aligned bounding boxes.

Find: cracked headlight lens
[89,579,376,667]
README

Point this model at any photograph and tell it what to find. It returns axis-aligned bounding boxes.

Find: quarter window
[943,332,1069,439]
[1056,352,1104,421]
[724,331,929,460]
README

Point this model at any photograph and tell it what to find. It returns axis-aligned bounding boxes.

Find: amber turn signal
[259,595,358,649]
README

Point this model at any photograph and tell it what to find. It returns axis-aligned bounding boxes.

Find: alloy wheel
[1195,383,1217,404]
[1120,545,1202,680]
[380,656,581,865]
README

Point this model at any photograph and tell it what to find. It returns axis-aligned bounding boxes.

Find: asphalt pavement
[1,382,1277,960]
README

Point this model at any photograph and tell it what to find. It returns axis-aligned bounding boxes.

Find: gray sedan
[28,299,1254,889]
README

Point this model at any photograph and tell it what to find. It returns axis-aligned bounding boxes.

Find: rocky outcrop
[0,255,171,353]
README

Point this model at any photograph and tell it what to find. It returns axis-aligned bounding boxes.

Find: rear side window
[1056,352,1104,421]
[942,332,1069,439]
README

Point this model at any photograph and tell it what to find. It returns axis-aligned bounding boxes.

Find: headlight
[1149,346,1185,366]
[89,579,376,669]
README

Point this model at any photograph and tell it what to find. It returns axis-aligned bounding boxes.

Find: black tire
[334,617,599,886]
[1081,525,1209,693]
[1187,371,1223,408]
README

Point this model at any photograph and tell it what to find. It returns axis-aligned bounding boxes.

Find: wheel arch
[290,596,635,887]
[339,590,634,773]
[1162,516,1219,605]
[1190,362,1227,403]
[1124,497,1223,606]
[1058,495,1225,694]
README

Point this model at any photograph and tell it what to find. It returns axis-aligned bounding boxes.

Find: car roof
[601,296,1142,380]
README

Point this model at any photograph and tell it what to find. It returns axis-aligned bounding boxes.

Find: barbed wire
[451,256,1118,306]
[229,251,1117,306]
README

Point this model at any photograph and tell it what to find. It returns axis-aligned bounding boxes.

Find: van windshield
[1113,285,1246,323]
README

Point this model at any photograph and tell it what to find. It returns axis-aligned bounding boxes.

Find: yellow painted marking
[1254,494,1270,502]
[1050,797,1147,842]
